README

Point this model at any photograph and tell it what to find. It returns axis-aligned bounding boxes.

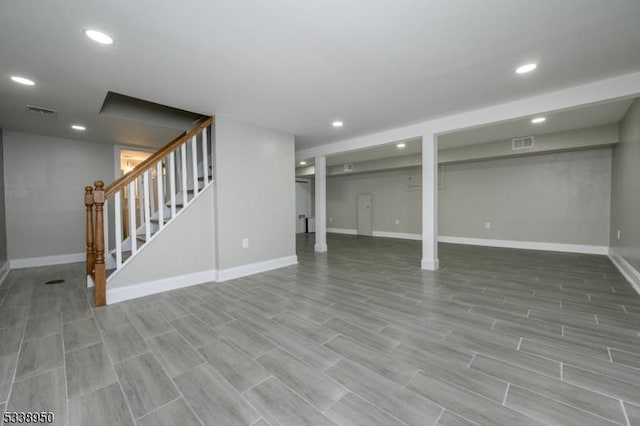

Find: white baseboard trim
[10,252,85,269]
[328,228,422,240]
[327,228,357,235]
[438,236,609,255]
[106,269,218,304]
[608,248,640,295]
[0,261,10,287]
[322,230,608,256]
[373,231,422,241]
[217,255,298,282]
[314,244,328,252]
[421,258,440,270]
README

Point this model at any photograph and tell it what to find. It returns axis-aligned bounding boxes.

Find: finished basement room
[1,1,640,425]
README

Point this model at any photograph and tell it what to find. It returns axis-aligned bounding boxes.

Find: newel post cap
[93,180,105,203]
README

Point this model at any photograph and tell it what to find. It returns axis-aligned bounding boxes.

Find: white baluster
[115,191,123,267]
[181,144,188,206]
[103,199,109,256]
[191,136,198,196]
[128,181,137,254]
[157,160,164,230]
[202,128,209,185]
[149,170,156,216]
[169,152,177,218]
[143,170,151,241]
[137,176,144,227]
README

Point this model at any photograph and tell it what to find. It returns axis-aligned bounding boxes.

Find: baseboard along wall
[608,248,640,295]
[105,255,298,304]
[9,252,85,269]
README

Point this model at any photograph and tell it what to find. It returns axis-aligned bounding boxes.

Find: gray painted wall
[327,169,422,235]
[610,99,640,271]
[0,129,7,266]
[326,148,612,246]
[108,185,215,288]
[3,131,114,260]
[214,116,295,269]
[439,149,612,246]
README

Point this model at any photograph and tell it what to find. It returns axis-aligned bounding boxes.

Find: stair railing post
[93,180,107,307]
[84,186,95,275]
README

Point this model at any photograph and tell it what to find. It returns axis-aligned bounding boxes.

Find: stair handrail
[86,116,214,307]
[104,117,213,198]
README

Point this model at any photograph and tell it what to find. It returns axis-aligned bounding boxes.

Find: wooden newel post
[93,180,106,307]
[84,186,95,275]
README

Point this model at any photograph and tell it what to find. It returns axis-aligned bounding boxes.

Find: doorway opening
[118,148,154,239]
[296,179,313,234]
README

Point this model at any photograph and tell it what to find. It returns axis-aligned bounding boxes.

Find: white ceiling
[315,98,634,167]
[1,1,639,150]
[326,138,421,166]
[437,98,634,149]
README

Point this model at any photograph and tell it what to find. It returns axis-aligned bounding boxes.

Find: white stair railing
[86,118,213,306]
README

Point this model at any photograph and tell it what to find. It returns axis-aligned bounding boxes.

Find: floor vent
[512,136,534,150]
[25,105,58,117]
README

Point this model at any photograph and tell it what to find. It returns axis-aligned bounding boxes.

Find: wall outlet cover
[485,222,491,230]
[242,238,249,248]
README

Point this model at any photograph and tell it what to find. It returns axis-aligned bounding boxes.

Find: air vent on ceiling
[25,105,58,117]
[512,136,534,150]
[343,163,354,172]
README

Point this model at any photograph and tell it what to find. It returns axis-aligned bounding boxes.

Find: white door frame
[113,145,156,180]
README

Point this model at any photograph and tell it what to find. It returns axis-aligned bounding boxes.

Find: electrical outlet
[242,238,249,248]
[617,230,621,240]
[485,221,491,230]
[395,219,400,225]
[329,217,333,222]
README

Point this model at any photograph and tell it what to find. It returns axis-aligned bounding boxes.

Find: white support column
[421,133,439,270]
[314,155,328,252]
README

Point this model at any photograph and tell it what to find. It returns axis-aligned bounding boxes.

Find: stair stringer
[105,183,216,304]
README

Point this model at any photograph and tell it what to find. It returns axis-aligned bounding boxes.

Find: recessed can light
[84,29,114,45]
[516,63,537,74]
[10,76,35,86]
[332,121,343,128]
[531,117,546,124]
[71,124,86,131]
[397,143,406,148]
[299,161,307,165]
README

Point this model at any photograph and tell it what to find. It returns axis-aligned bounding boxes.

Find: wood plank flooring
[1,233,639,425]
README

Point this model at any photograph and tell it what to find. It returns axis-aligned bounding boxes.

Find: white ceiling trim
[296,71,640,160]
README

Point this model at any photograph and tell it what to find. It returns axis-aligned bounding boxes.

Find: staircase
[84,117,214,306]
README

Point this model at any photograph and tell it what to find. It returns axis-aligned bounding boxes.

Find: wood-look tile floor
[1,233,640,425]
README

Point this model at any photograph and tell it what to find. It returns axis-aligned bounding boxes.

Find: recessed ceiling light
[397,143,406,148]
[516,63,537,74]
[332,121,343,128]
[531,117,546,124]
[71,124,86,131]
[84,29,114,45]
[10,76,35,86]
[299,161,307,165]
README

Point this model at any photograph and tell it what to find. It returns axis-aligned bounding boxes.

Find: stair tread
[151,217,171,224]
